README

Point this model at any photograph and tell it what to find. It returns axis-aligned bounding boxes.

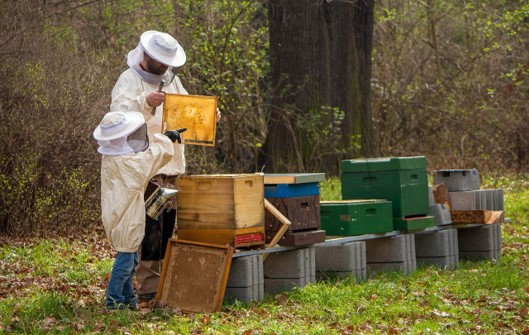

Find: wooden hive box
[265,195,322,233]
[264,173,326,246]
[176,174,265,247]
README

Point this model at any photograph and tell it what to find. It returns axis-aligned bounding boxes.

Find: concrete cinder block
[407,234,417,274]
[415,229,459,270]
[416,256,457,269]
[315,242,367,282]
[428,204,452,226]
[495,189,504,211]
[485,189,504,211]
[477,191,486,210]
[367,260,416,275]
[365,234,416,275]
[407,233,416,263]
[303,247,316,284]
[227,255,259,287]
[459,249,501,261]
[365,234,414,263]
[485,189,494,210]
[434,169,481,191]
[257,255,264,286]
[315,242,365,271]
[457,223,502,261]
[264,248,314,279]
[450,191,479,210]
[225,254,264,302]
[415,229,456,257]
[225,287,256,302]
[428,186,435,206]
[355,268,368,282]
[317,269,367,282]
[495,222,502,250]
[263,247,316,294]
[451,228,460,265]
[264,277,309,295]
[351,241,367,272]
[448,189,505,211]
[458,224,499,252]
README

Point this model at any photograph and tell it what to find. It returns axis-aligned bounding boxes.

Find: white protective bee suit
[109,30,188,297]
[94,111,174,309]
[95,112,174,252]
[99,133,174,252]
[110,31,188,176]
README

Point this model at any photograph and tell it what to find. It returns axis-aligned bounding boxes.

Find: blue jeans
[106,251,138,309]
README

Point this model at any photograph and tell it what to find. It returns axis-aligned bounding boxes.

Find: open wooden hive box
[263,173,326,246]
[176,174,266,248]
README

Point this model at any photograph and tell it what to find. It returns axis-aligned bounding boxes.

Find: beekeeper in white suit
[110,30,221,302]
[93,111,184,310]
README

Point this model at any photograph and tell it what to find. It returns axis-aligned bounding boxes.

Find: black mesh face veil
[127,123,149,152]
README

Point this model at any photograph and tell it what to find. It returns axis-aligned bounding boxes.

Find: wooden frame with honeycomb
[162,94,218,146]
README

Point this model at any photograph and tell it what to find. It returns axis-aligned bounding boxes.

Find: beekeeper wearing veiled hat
[93,111,184,310]
[110,30,221,303]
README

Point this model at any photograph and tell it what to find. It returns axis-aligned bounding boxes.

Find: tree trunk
[328,0,374,157]
[262,0,375,174]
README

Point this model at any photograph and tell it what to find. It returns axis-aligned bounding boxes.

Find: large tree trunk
[328,0,374,157]
[262,0,375,175]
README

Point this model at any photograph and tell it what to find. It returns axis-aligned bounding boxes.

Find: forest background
[1,0,528,236]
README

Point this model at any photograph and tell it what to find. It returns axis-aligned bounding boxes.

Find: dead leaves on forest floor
[0,231,113,302]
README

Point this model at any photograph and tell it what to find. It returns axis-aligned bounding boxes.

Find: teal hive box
[320,200,393,236]
[341,156,432,230]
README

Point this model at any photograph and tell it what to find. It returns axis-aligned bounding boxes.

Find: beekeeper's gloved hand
[163,128,187,144]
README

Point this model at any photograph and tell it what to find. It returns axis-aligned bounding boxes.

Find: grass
[1,175,529,334]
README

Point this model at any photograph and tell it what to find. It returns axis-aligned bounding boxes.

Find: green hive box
[393,216,435,232]
[341,156,432,230]
[320,200,394,236]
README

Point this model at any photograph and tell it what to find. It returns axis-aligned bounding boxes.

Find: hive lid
[433,168,479,174]
[320,199,391,205]
[341,156,426,172]
[179,173,264,180]
[264,173,325,184]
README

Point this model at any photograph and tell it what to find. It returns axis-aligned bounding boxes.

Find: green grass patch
[1,175,529,334]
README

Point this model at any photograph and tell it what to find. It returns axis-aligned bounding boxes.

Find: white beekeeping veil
[127,31,186,85]
[93,112,149,156]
